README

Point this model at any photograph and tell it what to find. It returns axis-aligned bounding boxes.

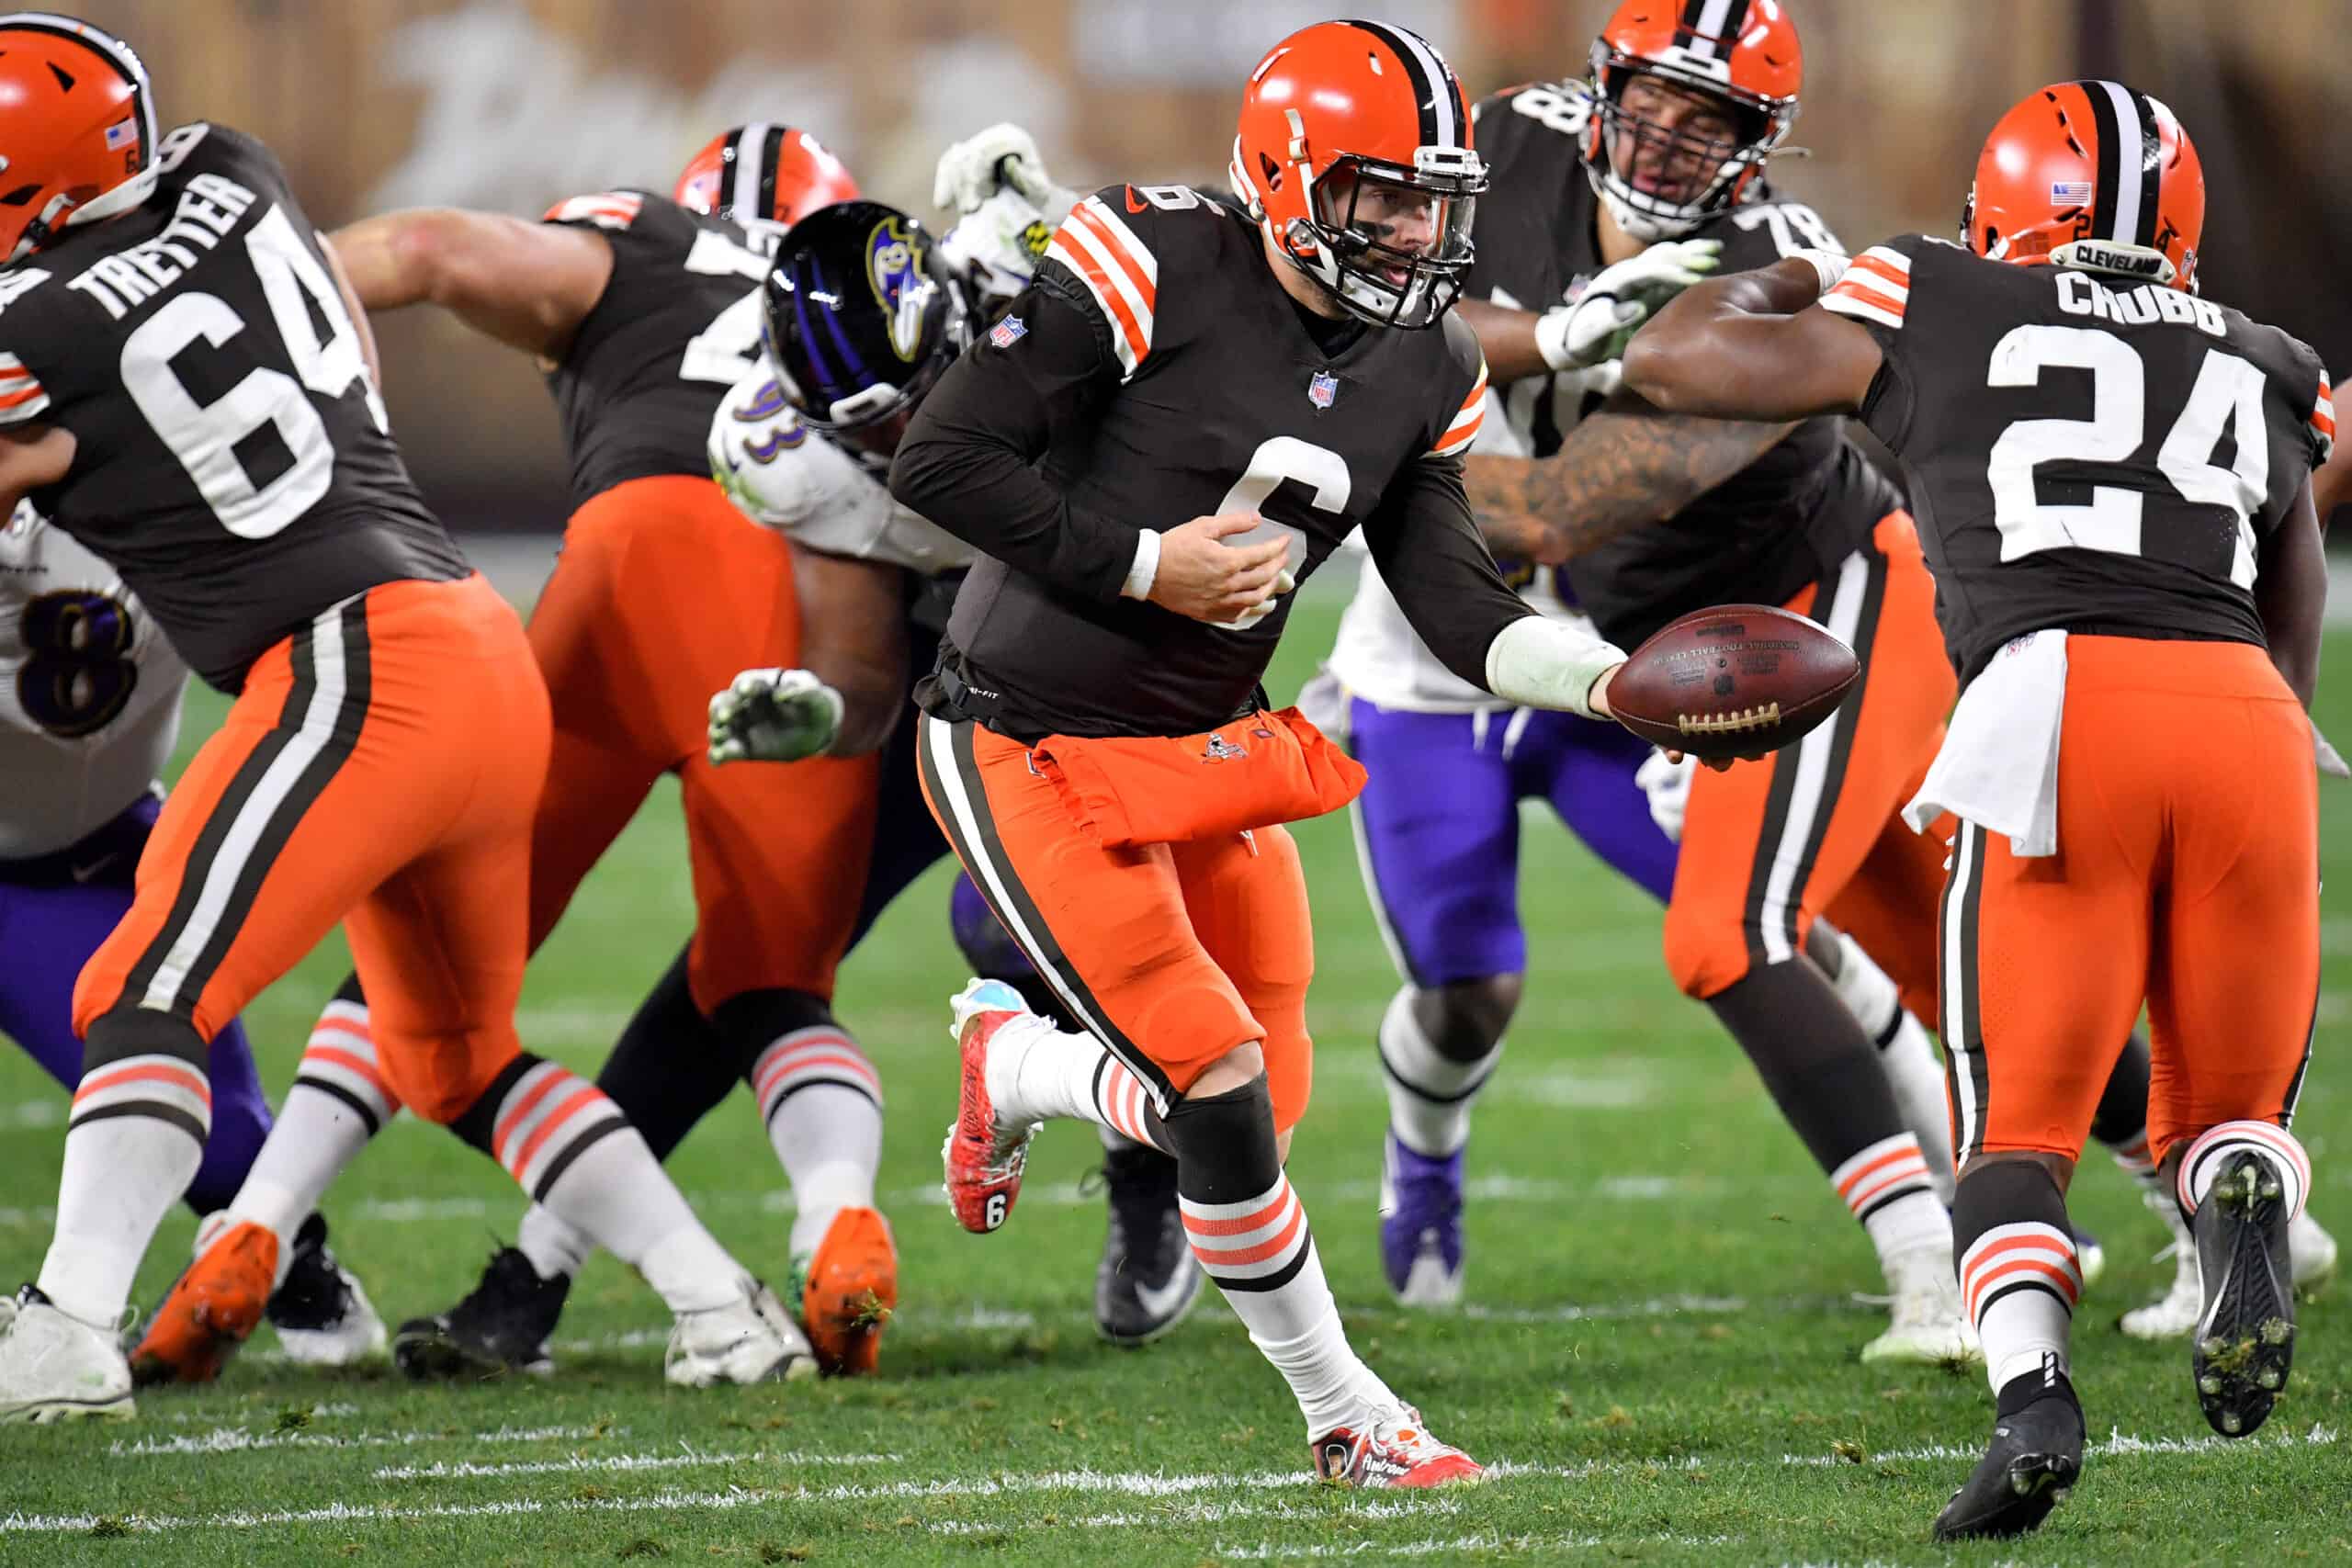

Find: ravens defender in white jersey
[0,504,382,1366]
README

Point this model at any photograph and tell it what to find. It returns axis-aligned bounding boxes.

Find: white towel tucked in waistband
[1904,629,2067,857]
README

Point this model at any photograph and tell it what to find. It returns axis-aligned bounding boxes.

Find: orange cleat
[795,1206,898,1375]
[1311,1404,1484,1488]
[130,1217,278,1386]
[941,979,1041,1235]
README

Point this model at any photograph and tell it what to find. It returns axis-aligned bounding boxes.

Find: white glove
[708,668,844,765]
[1635,747,1696,842]
[933,123,1075,221]
[1534,238,1722,371]
[939,186,1056,306]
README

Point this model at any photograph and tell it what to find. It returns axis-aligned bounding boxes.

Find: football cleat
[1377,1132,1464,1308]
[664,1278,817,1387]
[1860,1244,1980,1365]
[0,1286,134,1423]
[2189,1151,2295,1438]
[942,978,1043,1235]
[1931,1387,2084,1540]
[392,1247,569,1380]
[266,1213,387,1368]
[1311,1404,1483,1488]
[129,1215,277,1386]
[2125,1201,2337,1340]
[1095,1137,1201,1347]
[792,1206,897,1375]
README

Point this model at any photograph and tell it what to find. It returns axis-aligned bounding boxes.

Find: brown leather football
[1607,604,1860,762]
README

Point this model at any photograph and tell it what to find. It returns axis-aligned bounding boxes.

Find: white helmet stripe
[2091,80,2144,247]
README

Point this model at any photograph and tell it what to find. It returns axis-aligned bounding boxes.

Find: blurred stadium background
[68,0,2352,535]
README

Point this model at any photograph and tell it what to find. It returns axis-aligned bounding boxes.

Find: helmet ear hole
[1260,152,1283,192]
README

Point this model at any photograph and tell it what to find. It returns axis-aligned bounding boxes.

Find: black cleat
[1093,1139,1200,1348]
[266,1214,388,1368]
[391,1247,570,1381]
[2191,1150,2295,1438]
[1932,1386,2084,1541]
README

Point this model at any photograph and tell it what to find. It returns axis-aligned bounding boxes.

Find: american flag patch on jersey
[105,119,137,151]
[989,314,1027,348]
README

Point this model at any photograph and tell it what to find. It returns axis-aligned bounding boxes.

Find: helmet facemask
[1585,58,1788,241]
[1272,144,1484,331]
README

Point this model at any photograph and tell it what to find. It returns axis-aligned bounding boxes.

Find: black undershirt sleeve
[888,278,1141,604]
[1361,453,1537,691]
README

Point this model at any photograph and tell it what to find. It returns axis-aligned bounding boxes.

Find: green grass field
[1,584,2346,1566]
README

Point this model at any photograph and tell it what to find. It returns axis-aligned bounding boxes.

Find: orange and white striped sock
[1165,1077,1388,1436]
[464,1055,741,1314]
[749,1025,884,1257]
[1953,1160,2080,1395]
[2178,1121,2310,1222]
[39,1035,211,1325]
[1831,1132,1950,1267]
[224,998,404,1279]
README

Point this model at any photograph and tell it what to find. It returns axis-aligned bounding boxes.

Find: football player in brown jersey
[1625,80,2331,1539]
[0,17,806,1421]
[1414,0,1980,1364]
[842,19,1673,1487]
[131,129,909,1386]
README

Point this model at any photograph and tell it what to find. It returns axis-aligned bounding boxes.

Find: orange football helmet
[1228,19,1485,329]
[1582,0,1802,240]
[1962,81,2205,293]
[673,124,860,228]
[0,12,160,262]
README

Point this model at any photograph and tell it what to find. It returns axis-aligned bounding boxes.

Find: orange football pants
[914,713,1317,1134]
[75,574,550,1123]
[1663,511,1953,1017]
[1940,636,2317,1167]
[522,474,879,1012]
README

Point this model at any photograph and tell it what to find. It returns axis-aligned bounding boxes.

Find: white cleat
[664,1279,818,1388]
[1860,1246,1981,1365]
[2126,1205,2338,1340]
[2290,1211,2338,1290]
[0,1287,135,1423]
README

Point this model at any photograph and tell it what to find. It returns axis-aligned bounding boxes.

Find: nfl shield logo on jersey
[989,314,1027,349]
[1307,371,1337,410]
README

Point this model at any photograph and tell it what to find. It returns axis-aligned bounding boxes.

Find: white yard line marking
[108,1423,615,1459]
[1780,1423,2341,1467]
[3,1427,2337,1538]
[377,1450,897,1482]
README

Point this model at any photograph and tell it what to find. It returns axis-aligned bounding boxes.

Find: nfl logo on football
[1307,370,1337,409]
[989,314,1027,349]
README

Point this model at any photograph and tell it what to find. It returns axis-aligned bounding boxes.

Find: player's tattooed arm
[1464,394,1794,566]
[2256,475,2325,709]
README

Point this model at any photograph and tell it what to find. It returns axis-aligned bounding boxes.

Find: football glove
[933,123,1076,221]
[708,668,844,765]
[1534,238,1721,371]
[1635,747,1695,841]
[940,186,1057,307]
